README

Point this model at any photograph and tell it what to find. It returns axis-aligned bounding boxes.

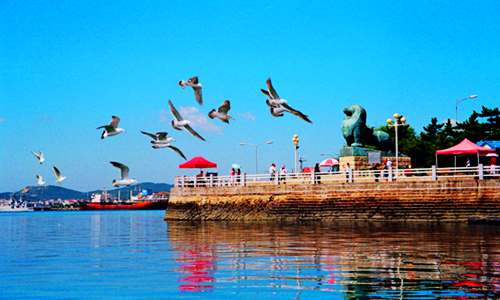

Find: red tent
[436,138,495,155]
[179,156,217,169]
[435,138,495,167]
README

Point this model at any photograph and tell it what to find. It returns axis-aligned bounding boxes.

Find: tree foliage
[379,106,499,167]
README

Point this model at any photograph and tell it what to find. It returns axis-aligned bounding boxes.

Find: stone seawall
[165,178,500,222]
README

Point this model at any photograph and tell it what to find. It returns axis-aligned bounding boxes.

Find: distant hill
[0,185,86,201]
[0,182,172,201]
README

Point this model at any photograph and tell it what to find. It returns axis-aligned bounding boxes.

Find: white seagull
[36,174,46,186]
[110,161,137,187]
[179,76,203,105]
[52,166,66,183]
[261,78,312,123]
[208,100,233,124]
[168,100,206,141]
[140,131,174,144]
[32,151,45,164]
[140,130,187,160]
[97,116,125,139]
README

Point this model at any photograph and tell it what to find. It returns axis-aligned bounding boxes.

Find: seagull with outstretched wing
[140,130,187,160]
[168,100,206,141]
[110,161,137,187]
[208,100,233,124]
[97,116,124,139]
[261,78,312,123]
[179,76,203,105]
[52,166,66,183]
[36,174,46,186]
[140,131,174,144]
[32,151,45,164]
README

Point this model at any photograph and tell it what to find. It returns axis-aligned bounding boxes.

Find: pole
[255,145,258,174]
[294,146,298,173]
[395,122,399,177]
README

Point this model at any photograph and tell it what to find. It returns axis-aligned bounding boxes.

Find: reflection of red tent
[435,138,495,166]
[179,156,217,169]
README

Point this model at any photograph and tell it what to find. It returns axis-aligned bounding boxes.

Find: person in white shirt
[279,165,287,184]
[269,163,276,181]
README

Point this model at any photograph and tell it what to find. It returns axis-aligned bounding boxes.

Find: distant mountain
[0,185,86,201]
[0,182,172,201]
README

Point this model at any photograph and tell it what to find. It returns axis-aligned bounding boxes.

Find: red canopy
[179,156,217,169]
[436,138,496,155]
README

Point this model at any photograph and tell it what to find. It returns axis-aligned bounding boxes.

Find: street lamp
[455,94,478,122]
[292,134,299,173]
[240,140,273,173]
[386,113,408,176]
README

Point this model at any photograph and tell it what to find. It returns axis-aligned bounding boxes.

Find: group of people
[229,167,242,184]
[268,163,289,184]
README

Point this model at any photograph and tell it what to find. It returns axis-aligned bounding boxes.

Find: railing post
[274,172,279,185]
[431,165,437,181]
[349,170,353,183]
[194,176,197,188]
[311,171,315,184]
[181,176,185,188]
[478,164,483,180]
[242,173,246,186]
[388,168,393,182]
[210,174,214,187]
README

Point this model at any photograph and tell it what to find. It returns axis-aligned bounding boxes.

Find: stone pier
[165,178,500,222]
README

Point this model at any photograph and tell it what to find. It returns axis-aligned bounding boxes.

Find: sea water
[0,211,498,299]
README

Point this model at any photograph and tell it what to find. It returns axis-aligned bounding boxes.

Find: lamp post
[292,134,299,172]
[455,94,478,122]
[386,113,408,177]
[240,140,273,174]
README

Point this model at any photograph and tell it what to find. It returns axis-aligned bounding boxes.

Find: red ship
[80,191,168,210]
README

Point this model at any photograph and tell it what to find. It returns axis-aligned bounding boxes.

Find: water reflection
[168,222,500,298]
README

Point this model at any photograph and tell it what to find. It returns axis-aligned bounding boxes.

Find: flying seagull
[52,166,66,183]
[140,131,174,144]
[151,143,187,160]
[97,116,125,139]
[110,161,137,187]
[32,151,45,164]
[179,76,203,105]
[140,130,186,160]
[261,78,312,123]
[208,100,233,124]
[168,100,206,141]
[36,174,46,186]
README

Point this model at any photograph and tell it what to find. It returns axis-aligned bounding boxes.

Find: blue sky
[1,1,499,192]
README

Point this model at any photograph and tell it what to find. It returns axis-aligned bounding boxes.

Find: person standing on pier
[345,163,352,183]
[314,163,321,184]
[230,168,236,186]
[279,165,287,184]
[269,163,276,181]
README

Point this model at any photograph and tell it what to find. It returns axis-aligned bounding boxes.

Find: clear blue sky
[1,1,499,192]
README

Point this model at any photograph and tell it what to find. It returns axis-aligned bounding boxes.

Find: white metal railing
[173,165,500,188]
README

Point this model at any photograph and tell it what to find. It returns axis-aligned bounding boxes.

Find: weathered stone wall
[165,178,500,222]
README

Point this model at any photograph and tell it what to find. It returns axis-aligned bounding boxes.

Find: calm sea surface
[0,211,499,299]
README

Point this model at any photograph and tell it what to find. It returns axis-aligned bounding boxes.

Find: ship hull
[81,201,168,210]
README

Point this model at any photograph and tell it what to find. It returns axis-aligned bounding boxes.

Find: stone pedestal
[339,146,411,170]
[339,155,411,170]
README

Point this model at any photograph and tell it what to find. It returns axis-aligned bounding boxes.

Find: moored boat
[80,190,168,210]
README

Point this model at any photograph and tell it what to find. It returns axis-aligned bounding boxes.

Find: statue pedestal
[339,146,411,170]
